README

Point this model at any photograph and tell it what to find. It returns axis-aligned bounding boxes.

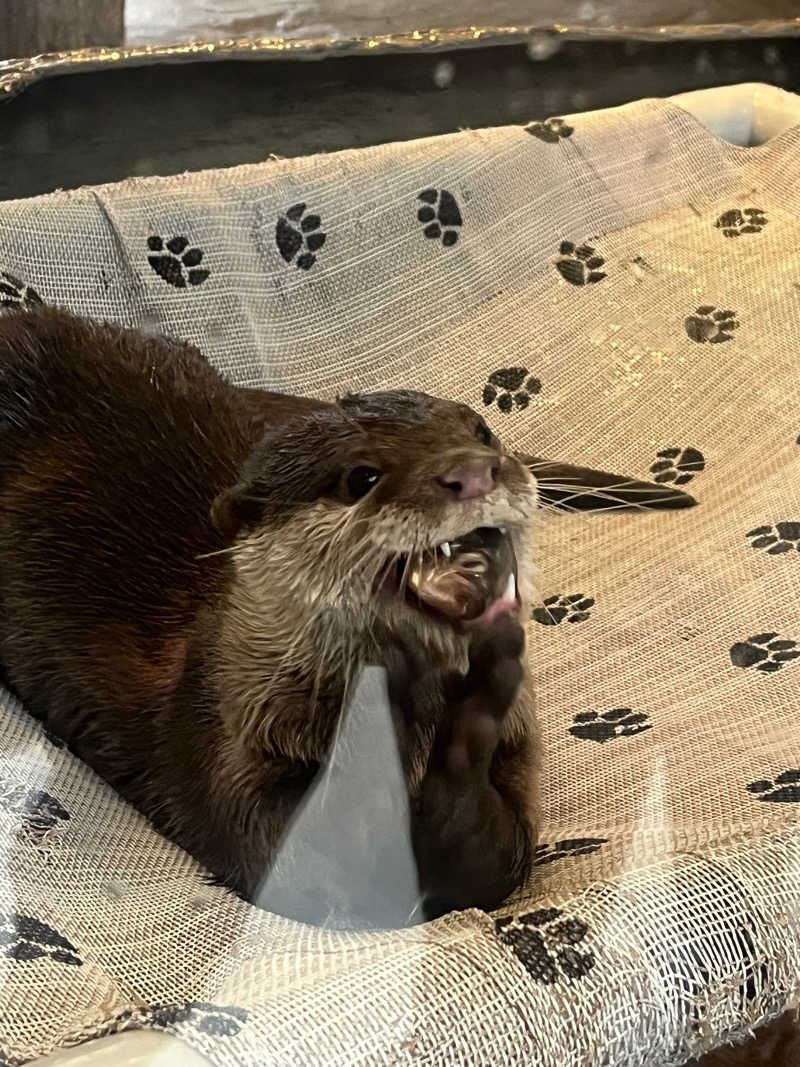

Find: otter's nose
[436,457,498,500]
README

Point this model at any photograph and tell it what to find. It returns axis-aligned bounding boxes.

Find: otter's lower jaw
[376,525,520,632]
[458,583,519,631]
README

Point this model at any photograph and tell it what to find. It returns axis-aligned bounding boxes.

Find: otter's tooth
[440,541,452,558]
[504,573,516,602]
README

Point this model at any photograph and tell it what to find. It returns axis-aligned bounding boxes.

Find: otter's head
[212,390,537,661]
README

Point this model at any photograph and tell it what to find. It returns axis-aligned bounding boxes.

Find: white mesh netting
[0,91,798,1065]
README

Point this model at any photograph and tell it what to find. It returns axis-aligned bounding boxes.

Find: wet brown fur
[0,306,542,912]
[688,1009,800,1066]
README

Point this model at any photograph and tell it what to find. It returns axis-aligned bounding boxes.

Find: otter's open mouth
[379,526,519,631]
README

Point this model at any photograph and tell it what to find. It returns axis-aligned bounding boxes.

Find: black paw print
[729,632,800,673]
[482,367,542,412]
[532,593,594,626]
[275,203,326,271]
[495,907,595,983]
[555,241,605,286]
[684,306,739,343]
[0,913,81,966]
[0,777,69,836]
[147,236,209,288]
[534,838,607,866]
[525,117,574,143]
[715,207,767,237]
[649,446,705,486]
[569,708,651,743]
[417,188,462,247]
[747,771,800,803]
[0,271,42,311]
[147,1001,249,1038]
[746,521,800,556]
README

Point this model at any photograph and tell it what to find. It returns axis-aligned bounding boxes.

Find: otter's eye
[475,421,493,447]
[346,466,382,500]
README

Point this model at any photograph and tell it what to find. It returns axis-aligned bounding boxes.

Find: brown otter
[0,306,693,922]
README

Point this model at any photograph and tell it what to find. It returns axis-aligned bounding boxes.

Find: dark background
[1,35,798,202]
[1,3,799,201]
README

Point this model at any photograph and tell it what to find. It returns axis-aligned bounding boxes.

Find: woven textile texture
[0,90,799,1066]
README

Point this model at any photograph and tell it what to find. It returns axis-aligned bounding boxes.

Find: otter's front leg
[388,618,537,920]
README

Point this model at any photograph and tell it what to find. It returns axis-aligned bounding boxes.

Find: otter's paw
[438,617,524,781]
[414,619,526,916]
[381,633,445,746]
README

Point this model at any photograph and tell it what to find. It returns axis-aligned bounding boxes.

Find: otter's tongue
[407,527,517,626]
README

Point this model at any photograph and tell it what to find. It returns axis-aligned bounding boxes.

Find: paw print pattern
[555,241,606,285]
[569,708,651,743]
[482,367,542,412]
[275,203,326,271]
[729,633,800,673]
[0,271,42,311]
[0,777,69,836]
[747,771,800,803]
[417,189,462,247]
[715,207,767,237]
[147,236,209,288]
[525,117,574,143]
[649,447,705,486]
[684,306,739,343]
[534,838,607,866]
[0,913,81,966]
[746,522,800,555]
[532,593,594,626]
[495,908,595,983]
[147,1001,249,1038]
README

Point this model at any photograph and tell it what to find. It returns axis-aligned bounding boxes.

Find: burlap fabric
[0,88,799,1066]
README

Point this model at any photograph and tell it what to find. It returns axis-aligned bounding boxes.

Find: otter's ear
[210,483,267,541]
[516,453,697,511]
